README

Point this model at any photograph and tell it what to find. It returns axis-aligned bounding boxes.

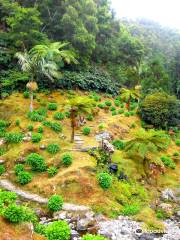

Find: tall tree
[15,42,77,111]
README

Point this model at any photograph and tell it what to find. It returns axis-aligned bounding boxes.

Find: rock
[71,230,80,240]
[161,189,176,202]
[0,159,5,164]
[0,139,5,146]
[54,211,67,220]
[102,140,114,153]
[15,156,25,164]
[39,145,46,150]
[23,136,31,142]
[159,203,173,215]
[109,164,118,174]
[76,217,95,231]
[95,132,112,142]
[34,208,47,218]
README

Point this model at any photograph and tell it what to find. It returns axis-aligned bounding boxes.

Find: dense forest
[0,1,180,240]
[0,0,180,98]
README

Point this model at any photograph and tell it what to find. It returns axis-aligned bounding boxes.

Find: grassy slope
[0,90,179,229]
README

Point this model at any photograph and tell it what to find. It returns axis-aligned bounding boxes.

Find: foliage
[62,153,73,167]
[175,139,180,146]
[112,140,125,150]
[15,119,20,126]
[17,171,32,185]
[23,91,30,98]
[86,114,94,121]
[34,223,47,236]
[47,144,60,154]
[97,172,112,190]
[25,153,47,172]
[48,167,58,177]
[104,100,112,107]
[48,195,64,212]
[161,156,176,169]
[54,112,65,120]
[0,165,6,175]
[43,121,62,133]
[14,164,24,176]
[27,111,45,122]
[27,124,33,131]
[37,126,43,133]
[3,204,25,223]
[5,132,23,144]
[82,127,91,136]
[0,191,17,204]
[82,234,108,240]
[121,204,140,216]
[140,92,180,128]
[48,103,57,111]
[31,133,42,143]
[45,220,70,240]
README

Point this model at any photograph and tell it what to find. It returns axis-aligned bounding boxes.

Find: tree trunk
[30,91,34,112]
[70,109,76,143]
[126,98,130,111]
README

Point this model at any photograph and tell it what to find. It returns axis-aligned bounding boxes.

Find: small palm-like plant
[15,42,78,111]
[120,86,141,111]
[64,96,95,142]
[125,128,170,175]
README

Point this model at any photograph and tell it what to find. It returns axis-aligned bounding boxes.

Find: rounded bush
[110,106,116,111]
[175,139,180,146]
[62,153,73,167]
[32,133,42,143]
[0,165,6,175]
[82,234,108,240]
[121,204,140,216]
[0,191,17,204]
[83,127,91,135]
[37,126,43,133]
[97,103,105,109]
[112,111,117,116]
[47,144,60,154]
[15,119,20,126]
[5,132,23,144]
[124,112,130,117]
[161,156,176,169]
[86,114,94,121]
[117,109,124,114]
[3,204,24,223]
[27,111,45,122]
[45,220,70,240]
[34,223,46,236]
[48,167,58,177]
[54,112,65,120]
[48,195,64,212]
[17,171,32,185]
[27,124,34,131]
[97,172,112,189]
[23,91,30,98]
[14,164,24,176]
[26,153,47,172]
[114,100,121,107]
[48,103,57,111]
[104,100,112,107]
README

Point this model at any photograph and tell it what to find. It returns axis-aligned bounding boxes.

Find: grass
[0,90,179,222]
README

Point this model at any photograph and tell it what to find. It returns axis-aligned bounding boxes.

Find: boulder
[0,159,5,165]
[161,189,177,202]
[39,145,46,150]
[102,140,114,153]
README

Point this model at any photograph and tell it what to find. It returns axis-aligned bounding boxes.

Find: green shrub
[175,139,180,146]
[43,121,62,133]
[0,165,6,175]
[104,100,112,107]
[112,140,125,150]
[112,110,117,116]
[121,204,140,216]
[17,171,32,185]
[117,109,124,114]
[86,114,94,121]
[173,152,179,157]
[110,106,116,111]
[5,132,23,144]
[124,112,130,117]
[156,209,169,220]
[65,111,70,118]
[32,133,42,143]
[98,123,105,131]
[97,172,112,189]
[37,126,43,133]
[15,119,20,126]
[26,153,47,172]
[14,164,24,176]
[130,123,136,129]
[23,91,30,98]
[3,204,25,223]
[45,220,70,240]
[0,120,9,128]
[140,92,180,128]
[82,234,108,240]
[27,111,45,122]
[37,107,47,117]
[54,112,65,120]
[0,147,6,156]
[98,103,105,109]
[114,100,120,107]
[27,124,34,131]
[34,223,47,236]
[47,144,60,154]
[48,167,58,177]
[83,127,91,135]
[0,191,17,204]
[62,153,73,167]
[129,111,135,116]
[48,103,57,111]
[161,156,176,169]
[48,195,64,212]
